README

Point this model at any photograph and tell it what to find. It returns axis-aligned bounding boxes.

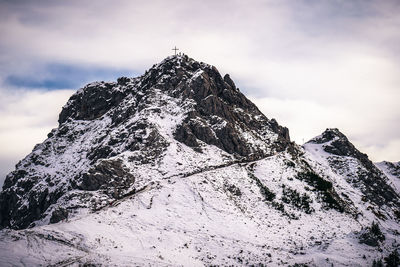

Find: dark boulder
[79,159,135,197]
[50,208,69,224]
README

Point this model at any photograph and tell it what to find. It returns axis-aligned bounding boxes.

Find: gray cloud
[0,0,399,187]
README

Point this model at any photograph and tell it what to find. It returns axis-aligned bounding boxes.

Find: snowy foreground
[0,148,399,266]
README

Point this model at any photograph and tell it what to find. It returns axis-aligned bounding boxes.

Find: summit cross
[172,46,179,56]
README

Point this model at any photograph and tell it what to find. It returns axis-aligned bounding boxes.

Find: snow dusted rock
[0,56,399,266]
[0,54,291,230]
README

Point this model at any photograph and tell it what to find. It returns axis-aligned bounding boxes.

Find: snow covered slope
[376,161,400,194]
[0,148,399,266]
[0,55,399,266]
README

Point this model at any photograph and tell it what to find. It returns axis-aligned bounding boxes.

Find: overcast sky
[0,0,399,188]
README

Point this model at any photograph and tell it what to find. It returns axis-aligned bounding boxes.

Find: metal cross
[172,46,179,56]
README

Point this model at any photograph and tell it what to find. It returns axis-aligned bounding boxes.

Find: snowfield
[1,148,399,266]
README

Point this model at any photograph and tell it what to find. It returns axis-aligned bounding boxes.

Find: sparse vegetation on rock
[359,221,385,247]
[281,186,314,214]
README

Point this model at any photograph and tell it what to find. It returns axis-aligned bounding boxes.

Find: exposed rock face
[172,65,291,158]
[0,55,292,230]
[78,159,135,196]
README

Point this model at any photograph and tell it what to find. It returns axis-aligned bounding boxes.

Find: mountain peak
[1,55,291,229]
[306,128,358,157]
[307,128,346,144]
[156,53,208,67]
[156,54,237,89]
[146,54,210,77]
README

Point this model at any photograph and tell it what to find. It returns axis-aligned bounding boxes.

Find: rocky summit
[0,55,399,266]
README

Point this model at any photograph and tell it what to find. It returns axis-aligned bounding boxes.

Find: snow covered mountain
[0,55,399,266]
